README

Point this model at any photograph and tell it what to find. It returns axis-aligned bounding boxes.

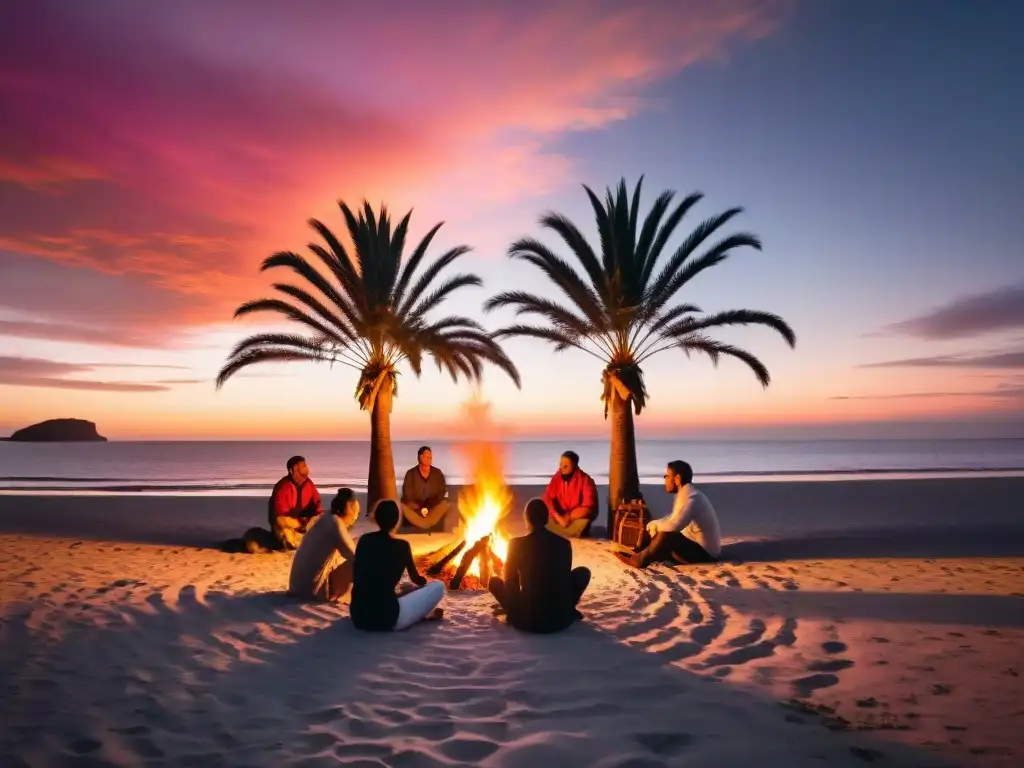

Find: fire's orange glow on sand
[455,395,513,579]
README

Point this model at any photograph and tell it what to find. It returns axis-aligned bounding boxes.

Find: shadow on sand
[724,524,1024,562]
[1,577,958,767]
[704,586,1024,628]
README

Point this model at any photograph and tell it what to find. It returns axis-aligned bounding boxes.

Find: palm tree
[217,201,521,511]
[485,177,796,534]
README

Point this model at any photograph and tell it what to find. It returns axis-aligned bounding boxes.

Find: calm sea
[1,438,1023,495]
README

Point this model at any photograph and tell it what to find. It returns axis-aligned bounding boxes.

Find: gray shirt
[288,513,356,598]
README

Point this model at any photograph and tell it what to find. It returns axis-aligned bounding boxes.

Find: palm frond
[399,245,473,315]
[216,347,321,389]
[233,298,347,345]
[271,283,357,342]
[406,272,481,322]
[484,290,592,336]
[662,309,797,348]
[639,191,703,289]
[539,212,606,301]
[508,238,607,328]
[645,210,745,305]
[648,232,761,314]
[306,219,363,304]
[675,334,772,387]
[393,221,444,308]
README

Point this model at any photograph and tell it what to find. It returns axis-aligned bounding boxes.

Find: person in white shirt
[616,460,722,568]
[288,487,360,602]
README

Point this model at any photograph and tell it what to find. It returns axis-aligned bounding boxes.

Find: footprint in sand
[808,658,854,673]
[726,618,767,648]
[821,640,848,654]
[792,673,840,697]
[68,737,103,755]
[633,731,694,757]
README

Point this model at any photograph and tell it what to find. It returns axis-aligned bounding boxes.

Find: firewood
[479,538,492,586]
[450,535,489,590]
[426,539,466,575]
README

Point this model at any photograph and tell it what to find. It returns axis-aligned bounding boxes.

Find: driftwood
[426,539,467,576]
[450,535,491,591]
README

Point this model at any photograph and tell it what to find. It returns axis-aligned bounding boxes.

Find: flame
[455,394,511,579]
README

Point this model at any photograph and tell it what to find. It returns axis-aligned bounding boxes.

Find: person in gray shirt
[288,487,359,601]
[400,445,451,531]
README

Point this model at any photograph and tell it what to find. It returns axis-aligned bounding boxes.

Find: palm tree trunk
[607,389,640,537]
[366,383,398,513]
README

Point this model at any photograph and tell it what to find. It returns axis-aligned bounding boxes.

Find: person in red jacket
[268,455,324,550]
[542,451,598,538]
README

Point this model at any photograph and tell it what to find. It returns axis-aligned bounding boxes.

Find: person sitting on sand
[542,451,598,538]
[269,455,324,550]
[287,488,360,602]
[488,498,591,633]
[350,499,445,631]
[616,460,722,569]
[399,445,451,532]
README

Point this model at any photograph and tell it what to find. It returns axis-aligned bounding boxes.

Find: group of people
[269,448,722,634]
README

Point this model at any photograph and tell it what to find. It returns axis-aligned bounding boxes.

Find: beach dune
[2,477,1023,766]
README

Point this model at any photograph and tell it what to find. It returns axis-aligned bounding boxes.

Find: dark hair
[373,499,401,531]
[524,497,549,529]
[561,450,579,467]
[286,455,305,472]
[417,445,432,459]
[331,488,355,515]
[667,460,693,485]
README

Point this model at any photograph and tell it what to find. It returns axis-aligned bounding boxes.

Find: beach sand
[2,477,1023,766]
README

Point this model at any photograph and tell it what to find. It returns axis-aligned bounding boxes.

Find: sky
[1,0,1022,441]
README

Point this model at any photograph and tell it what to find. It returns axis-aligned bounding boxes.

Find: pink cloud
[0,356,200,392]
[0,0,792,344]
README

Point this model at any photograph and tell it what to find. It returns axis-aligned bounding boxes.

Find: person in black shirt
[350,499,445,631]
[400,445,451,531]
[488,498,591,633]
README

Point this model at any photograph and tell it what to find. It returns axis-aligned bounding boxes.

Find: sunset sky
[1,0,1022,440]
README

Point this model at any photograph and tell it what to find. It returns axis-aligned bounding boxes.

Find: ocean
[2,438,1023,495]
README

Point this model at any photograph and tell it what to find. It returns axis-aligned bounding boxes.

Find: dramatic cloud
[0,356,200,392]
[879,283,1024,340]
[0,0,790,342]
[860,349,1024,369]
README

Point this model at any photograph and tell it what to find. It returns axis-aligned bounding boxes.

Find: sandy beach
[2,477,1023,767]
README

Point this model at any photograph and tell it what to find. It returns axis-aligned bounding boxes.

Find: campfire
[415,397,513,590]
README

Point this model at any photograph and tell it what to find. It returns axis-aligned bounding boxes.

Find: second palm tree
[486,177,796,534]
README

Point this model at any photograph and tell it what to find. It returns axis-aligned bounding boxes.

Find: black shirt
[504,528,576,633]
[350,531,425,631]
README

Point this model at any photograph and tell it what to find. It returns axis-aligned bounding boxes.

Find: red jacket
[269,476,323,524]
[543,469,597,516]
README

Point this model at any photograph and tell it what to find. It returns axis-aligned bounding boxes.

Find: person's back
[489,498,591,634]
[507,528,575,631]
[350,530,411,630]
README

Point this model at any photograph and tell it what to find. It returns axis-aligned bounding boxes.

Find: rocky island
[5,418,107,442]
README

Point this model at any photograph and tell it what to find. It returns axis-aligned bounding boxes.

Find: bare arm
[403,542,427,587]
[336,524,356,561]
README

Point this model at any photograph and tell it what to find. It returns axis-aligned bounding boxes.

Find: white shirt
[652,484,722,557]
[288,514,356,598]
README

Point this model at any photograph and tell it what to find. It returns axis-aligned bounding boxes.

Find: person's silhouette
[488,498,591,633]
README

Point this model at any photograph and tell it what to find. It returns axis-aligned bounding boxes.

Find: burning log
[426,539,466,576]
[450,535,492,591]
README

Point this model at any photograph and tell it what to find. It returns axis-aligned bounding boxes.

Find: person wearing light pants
[350,499,445,631]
